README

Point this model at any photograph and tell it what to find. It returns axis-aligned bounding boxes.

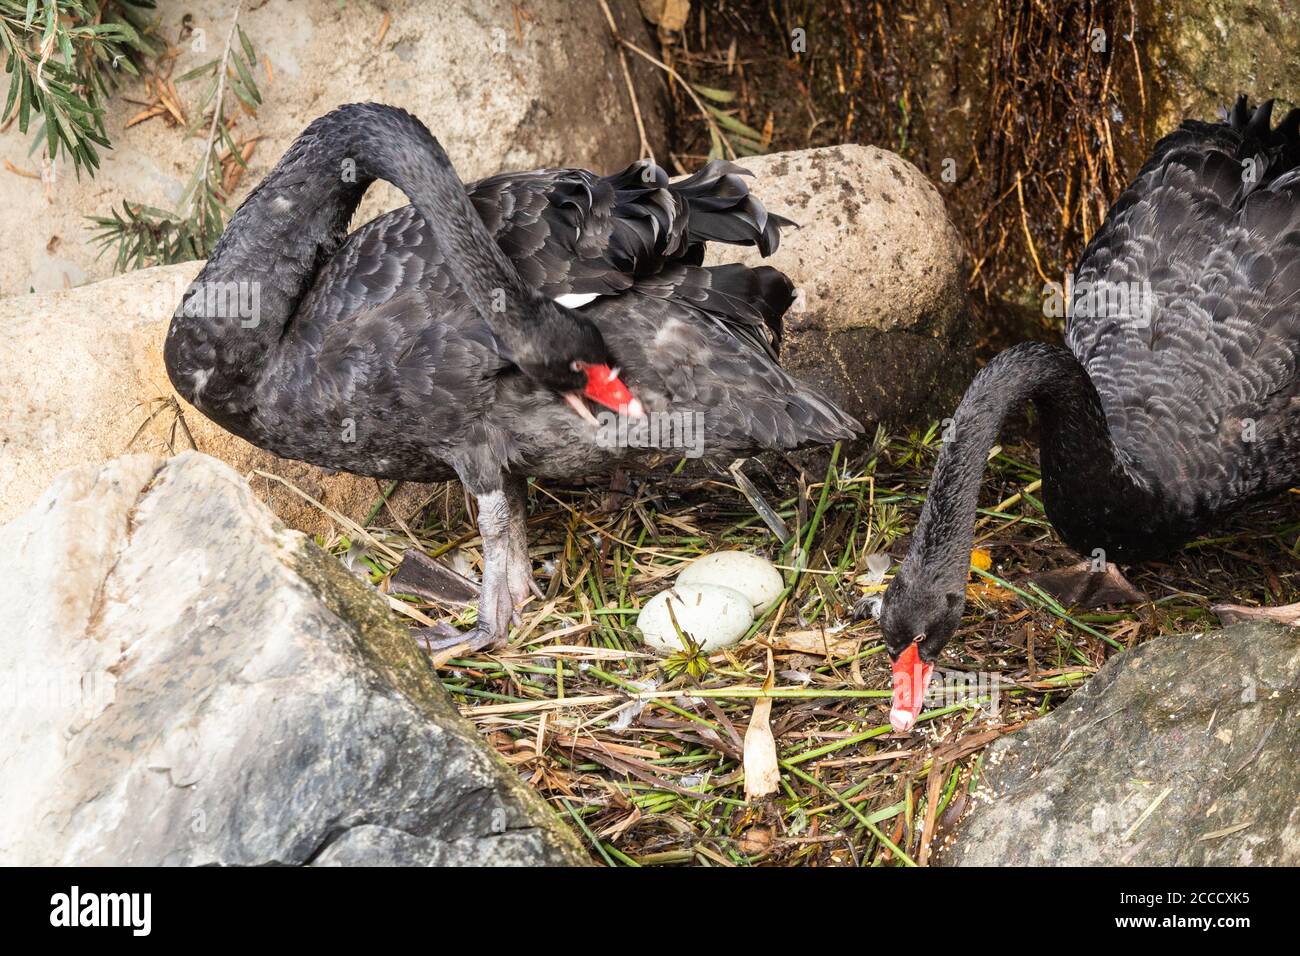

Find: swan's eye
[570,360,584,373]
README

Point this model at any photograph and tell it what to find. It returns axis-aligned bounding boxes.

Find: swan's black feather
[1067,96,1300,527]
[295,158,794,338]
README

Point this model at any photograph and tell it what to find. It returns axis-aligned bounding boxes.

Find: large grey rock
[0,451,586,866]
[0,0,665,297]
[940,623,1300,866]
[704,145,973,430]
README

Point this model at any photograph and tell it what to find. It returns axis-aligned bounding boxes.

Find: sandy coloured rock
[0,260,424,534]
[0,0,666,297]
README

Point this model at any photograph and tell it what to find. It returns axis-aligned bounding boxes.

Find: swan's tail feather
[728,267,868,450]
[604,158,793,263]
[617,258,793,360]
[1225,95,1300,186]
[666,160,794,256]
[641,261,860,449]
[1274,107,1300,143]
[690,262,792,359]
[700,262,861,447]
[465,157,792,301]
[1127,96,1300,215]
[1227,95,1300,155]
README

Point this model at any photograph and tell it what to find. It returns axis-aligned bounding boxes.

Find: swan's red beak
[573,364,645,419]
[890,642,934,733]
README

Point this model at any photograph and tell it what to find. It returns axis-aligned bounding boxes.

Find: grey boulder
[940,623,1300,866]
[0,451,586,866]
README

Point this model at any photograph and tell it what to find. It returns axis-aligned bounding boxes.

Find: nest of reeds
[324,426,1299,866]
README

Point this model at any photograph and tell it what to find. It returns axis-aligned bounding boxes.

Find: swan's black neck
[164,104,541,435]
[902,342,1170,596]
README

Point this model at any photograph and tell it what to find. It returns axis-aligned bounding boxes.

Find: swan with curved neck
[875,98,1300,731]
[166,103,859,650]
[166,104,634,432]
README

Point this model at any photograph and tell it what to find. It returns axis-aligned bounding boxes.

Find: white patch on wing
[272,195,295,213]
[554,291,600,309]
[653,318,689,349]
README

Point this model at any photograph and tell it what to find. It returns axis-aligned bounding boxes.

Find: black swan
[165,103,859,650]
[873,98,1300,732]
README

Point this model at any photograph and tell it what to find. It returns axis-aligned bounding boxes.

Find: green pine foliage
[0,2,263,271]
[0,0,159,175]
[88,20,262,271]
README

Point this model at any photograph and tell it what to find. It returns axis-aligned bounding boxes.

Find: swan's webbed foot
[413,622,502,655]
[391,549,480,607]
[414,553,516,655]
[414,475,543,658]
[506,547,544,607]
[1023,559,1146,608]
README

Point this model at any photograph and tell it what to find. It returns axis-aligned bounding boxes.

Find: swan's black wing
[590,263,861,453]
[264,262,857,481]
[291,160,792,336]
[1067,98,1300,509]
[469,159,791,297]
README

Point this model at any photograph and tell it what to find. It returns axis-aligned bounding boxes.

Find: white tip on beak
[625,396,646,419]
[889,707,919,734]
[564,391,600,425]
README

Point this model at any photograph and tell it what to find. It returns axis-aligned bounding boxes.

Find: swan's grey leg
[503,474,544,606]
[416,487,515,653]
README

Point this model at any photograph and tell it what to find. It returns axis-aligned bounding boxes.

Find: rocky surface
[0,0,665,296]
[0,451,586,866]
[939,622,1300,866]
[704,145,973,430]
[1140,1,1300,130]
